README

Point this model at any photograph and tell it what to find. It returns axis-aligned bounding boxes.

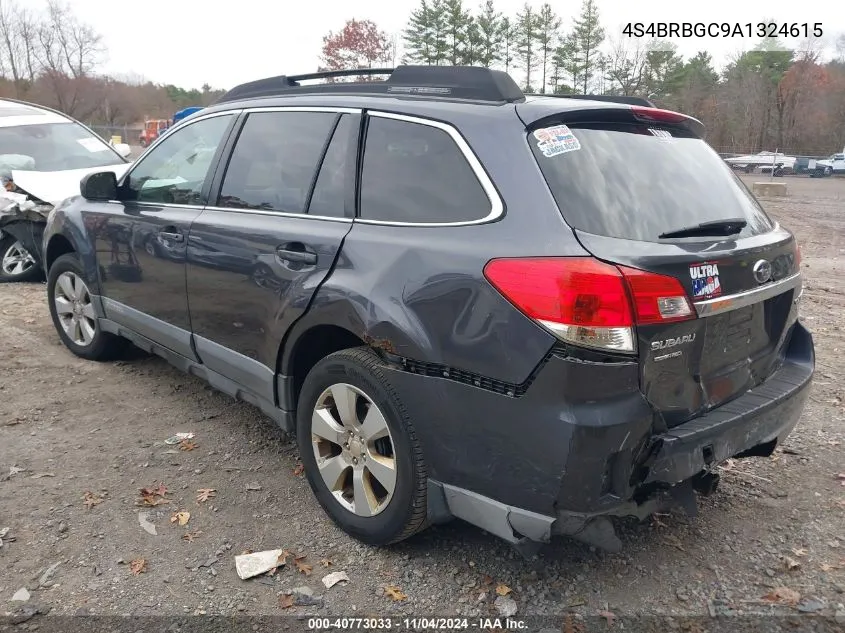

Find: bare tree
[604,36,647,95]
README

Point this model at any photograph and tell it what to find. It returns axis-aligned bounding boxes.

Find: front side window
[218,111,338,214]
[126,114,233,205]
[359,116,492,224]
[0,121,124,171]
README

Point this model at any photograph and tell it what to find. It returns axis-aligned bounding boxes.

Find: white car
[0,99,133,282]
[724,151,796,175]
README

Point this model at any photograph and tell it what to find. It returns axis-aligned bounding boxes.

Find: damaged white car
[1,99,132,282]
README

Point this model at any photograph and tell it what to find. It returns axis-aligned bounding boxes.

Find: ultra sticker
[689,261,722,299]
[534,125,581,157]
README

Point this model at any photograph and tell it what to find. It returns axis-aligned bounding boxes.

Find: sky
[36,0,845,90]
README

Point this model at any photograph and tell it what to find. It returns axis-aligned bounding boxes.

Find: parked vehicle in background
[42,66,813,553]
[724,150,796,175]
[173,107,203,124]
[138,119,171,147]
[0,98,132,283]
[809,152,845,177]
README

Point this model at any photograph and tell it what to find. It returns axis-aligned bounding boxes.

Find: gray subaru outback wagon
[41,66,813,552]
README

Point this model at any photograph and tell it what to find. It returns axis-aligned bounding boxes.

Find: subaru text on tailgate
[41,66,813,553]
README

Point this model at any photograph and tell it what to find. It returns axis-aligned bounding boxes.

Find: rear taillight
[483,257,694,353]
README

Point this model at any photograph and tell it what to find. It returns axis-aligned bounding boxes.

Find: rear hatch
[522,104,802,427]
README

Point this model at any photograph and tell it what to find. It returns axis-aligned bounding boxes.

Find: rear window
[530,122,775,242]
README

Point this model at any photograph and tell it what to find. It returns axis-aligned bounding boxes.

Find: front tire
[297,347,428,545]
[0,235,42,283]
[47,253,127,361]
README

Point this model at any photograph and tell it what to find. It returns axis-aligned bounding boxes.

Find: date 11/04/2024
[623,22,823,39]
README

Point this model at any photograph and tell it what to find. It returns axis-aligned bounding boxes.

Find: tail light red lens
[630,106,690,125]
[618,265,694,324]
[483,257,694,353]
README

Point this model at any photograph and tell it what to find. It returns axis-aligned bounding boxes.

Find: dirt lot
[1,175,844,625]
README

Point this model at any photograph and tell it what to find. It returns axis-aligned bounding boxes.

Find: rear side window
[218,111,337,213]
[307,114,354,218]
[530,122,775,242]
[360,116,491,223]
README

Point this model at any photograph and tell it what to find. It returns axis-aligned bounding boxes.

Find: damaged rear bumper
[422,322,814,550]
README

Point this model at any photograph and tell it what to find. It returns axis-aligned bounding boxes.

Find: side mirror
[80,171,118,201]
[114,143,132,159]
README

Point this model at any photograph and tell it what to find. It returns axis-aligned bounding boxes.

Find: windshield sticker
[534,125,581,157]
[689,261,722,299]
[77,137,109,153]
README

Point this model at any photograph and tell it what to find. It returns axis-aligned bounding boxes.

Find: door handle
[276,249,317,265]
[276,243,317,265]
[159,227,184,242]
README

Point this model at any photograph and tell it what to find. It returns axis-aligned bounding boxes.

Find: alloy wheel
[2,241,36,277]
[53,271,97,346]
[311,383,397,517]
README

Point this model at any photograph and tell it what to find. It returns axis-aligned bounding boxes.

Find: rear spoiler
[524,104,706,139]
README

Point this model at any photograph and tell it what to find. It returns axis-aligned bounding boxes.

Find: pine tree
[444,0,472,65]
[499,16,515,74]
[514,2,540,91]
[535,3,561,93]
[553,34,581,94]
[475,0,504,68]
[462,18,483,65]
[404,0,436,64]
[570,0,605,94]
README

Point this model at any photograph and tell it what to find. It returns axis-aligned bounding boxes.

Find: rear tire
[296,347,428,545]
[47,253,127,361]
[0,235,42,283]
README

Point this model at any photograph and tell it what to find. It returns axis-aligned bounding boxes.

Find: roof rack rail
[215,65,525,105]
[528,93,656,107]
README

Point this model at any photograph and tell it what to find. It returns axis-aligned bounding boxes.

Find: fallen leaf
[782,556,801,571]
[279,594,295,609]
[241,549,254,556]
[137,483,170,506]
[563,614,585,633]
[293,462,304,476]
[278,549,293,565]
[83,491,104,509]
[179,439,198,451]
[495,583,512,596]
[791,548,808,557]
[385,585,407,601]
[170,511,190,526]
[820,563,836,572]
[182,530,202,542]
[762,586,801,606]
[320,558,333,567]
[196,488,216,503]
[482,575,494,586]
[129,558,147,576]
[598,610,616,625]
[294,554,312,576]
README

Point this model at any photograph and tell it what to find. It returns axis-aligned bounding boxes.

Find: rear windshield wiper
[659,218,747,239]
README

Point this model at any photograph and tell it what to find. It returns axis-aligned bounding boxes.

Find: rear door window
[359,116,491,224]
[218,111,337,214]
[529,122,775,242]
[307,114,354,218]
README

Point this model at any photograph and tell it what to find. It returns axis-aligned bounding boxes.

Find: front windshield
[0,122,123,172]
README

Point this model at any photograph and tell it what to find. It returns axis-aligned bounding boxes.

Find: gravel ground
[0,175,843,626]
